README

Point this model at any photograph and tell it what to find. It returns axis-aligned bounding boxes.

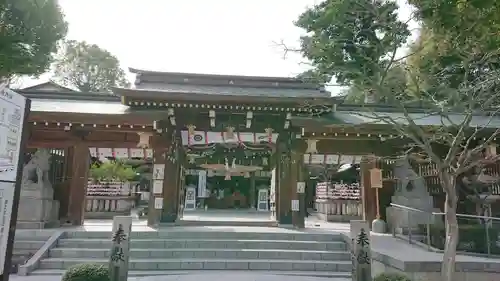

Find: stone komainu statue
[22,149,51,187]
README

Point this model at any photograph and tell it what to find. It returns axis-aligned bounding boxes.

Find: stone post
[109,216,132,281]
[350,220,372,281]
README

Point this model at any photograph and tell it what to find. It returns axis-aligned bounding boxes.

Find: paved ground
[9,272,349,281]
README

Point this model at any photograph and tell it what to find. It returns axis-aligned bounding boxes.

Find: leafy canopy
[53,40,130,92]
[0,0,67,79]
[89,161,137,182]
[406,0,500,102]
[295,0,410,93]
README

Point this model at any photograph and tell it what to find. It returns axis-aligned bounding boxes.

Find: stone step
[14,240,45,250]
[49,248,350,260]
[39,258,352,271]
[57,239,346,251]
[13,249,35,256]
[174,220,277,227]
[31,269,352,278]
[64,230,342,242]
[15,230,55,240]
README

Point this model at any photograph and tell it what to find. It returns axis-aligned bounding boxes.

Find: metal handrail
[433,212,500,221]
[389,203,430,214]
[390,203,500,221]
[389,203,500,257]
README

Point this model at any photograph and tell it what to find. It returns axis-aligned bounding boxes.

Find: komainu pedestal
[17,149,60,229]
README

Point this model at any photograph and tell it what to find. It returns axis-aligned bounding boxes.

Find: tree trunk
[441,175,459,281]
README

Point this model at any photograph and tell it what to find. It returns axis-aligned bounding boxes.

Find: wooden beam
[27,140,141,148]
[29,123,153,133]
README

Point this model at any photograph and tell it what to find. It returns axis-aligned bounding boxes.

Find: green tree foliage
[409,0,500,49]
[53,40,130,92]
[345,64,408,103]
[294,0,410,102]
[406,1,500,102]
[0,0,67,80]
[89,161,136,182]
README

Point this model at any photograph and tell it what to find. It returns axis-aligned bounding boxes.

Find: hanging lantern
[225,126,235,140]
[265,127,273,143]
[137,132,153,148]
[225,172,231,180]
[262,157,268,166]
[305,139,318,154]
[244,172,250,178]
[186,124,196,136]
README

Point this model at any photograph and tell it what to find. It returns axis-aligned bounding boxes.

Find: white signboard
[152,180,163,194]
[257,189,269,211]
[297,182,306,194]
[0,182,14,275]
[0,88,26,182]
[154,198,163,209]
[184,187,196,211]
[0,88,27,275]
[197,170,207,198]
[291,199,300,212]
[153,164,165,180]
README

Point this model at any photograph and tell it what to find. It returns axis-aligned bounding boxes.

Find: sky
[19,0,416,92]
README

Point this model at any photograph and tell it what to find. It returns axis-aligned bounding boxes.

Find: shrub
[374,273,413,281]
[428,223,500,255]
[62,263,110,281]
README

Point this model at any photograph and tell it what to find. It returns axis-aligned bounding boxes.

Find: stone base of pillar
[278,212,293,225]
[160,213,178,223]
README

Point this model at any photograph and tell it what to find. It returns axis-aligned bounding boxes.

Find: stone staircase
[12,230,54,272]
[31,228,351,277]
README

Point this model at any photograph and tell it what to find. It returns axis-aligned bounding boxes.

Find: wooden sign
[369,168,383,188]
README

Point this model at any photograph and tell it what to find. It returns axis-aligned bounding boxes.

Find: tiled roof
[333,111,500,128]
[31,99,129,114]
[134,82,330,98]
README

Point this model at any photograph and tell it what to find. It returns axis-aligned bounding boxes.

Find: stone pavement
[8,272,349,281]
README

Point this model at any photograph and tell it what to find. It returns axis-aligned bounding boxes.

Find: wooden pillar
[162,132,182,223]
[173,147,184,217]
[291,139,306,228]
[270,149,280,220]
[58,146,74,221]
[148,131,181,225]
[148,146,164,226]
[290,150,300,227]
[277,133,293,225]
[249,172,256,209]
[67,142,90,226]
[360,155,377,225]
